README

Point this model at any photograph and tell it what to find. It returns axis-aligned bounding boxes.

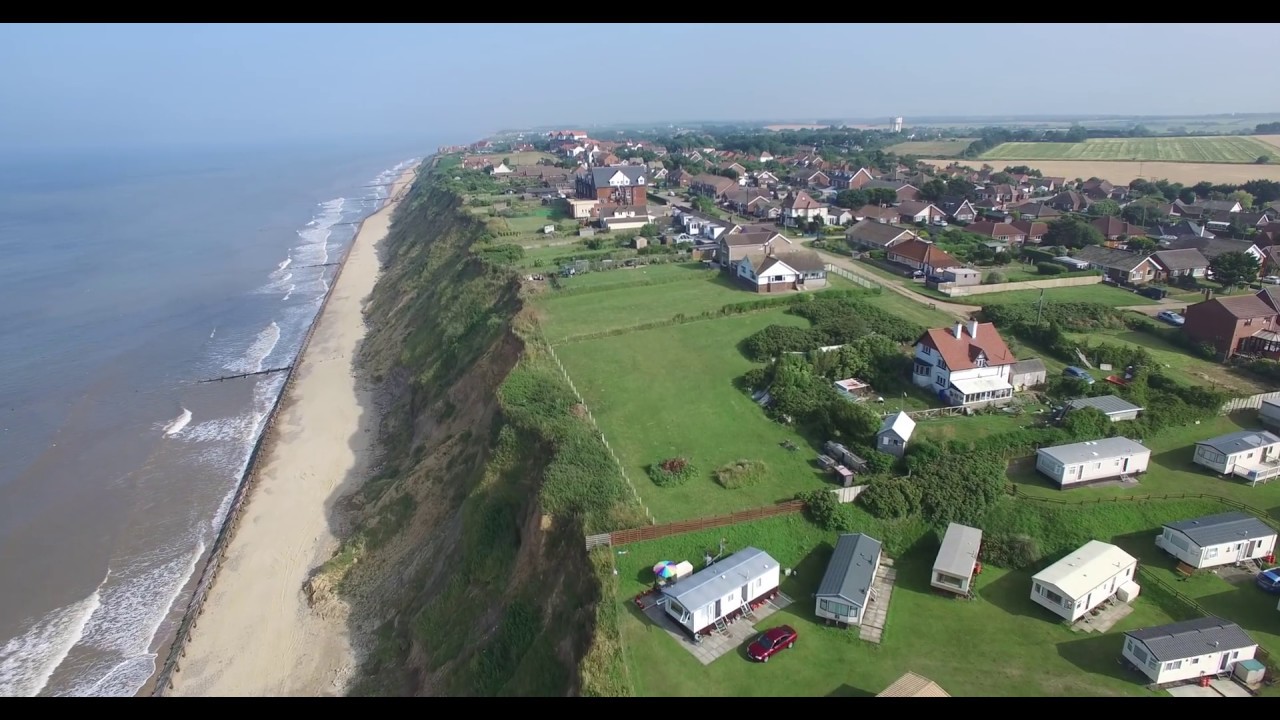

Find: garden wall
[937,274,1102,298]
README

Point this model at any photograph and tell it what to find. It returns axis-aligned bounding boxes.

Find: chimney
[968,319,979,338]
[953,322,963,339]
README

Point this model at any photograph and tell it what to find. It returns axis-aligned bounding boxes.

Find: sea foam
[161,408,191,437]
[0,577,105,697]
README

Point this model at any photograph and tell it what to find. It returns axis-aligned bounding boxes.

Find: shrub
[646,457,699,488]
[981,533,1042,570]
[797,489,853,532]
[860,475,923,520]
[1036,261,1066,275]
[983,271,1007,284]
[713,459,768,489]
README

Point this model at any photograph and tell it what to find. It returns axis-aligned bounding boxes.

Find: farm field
[884,138,975,157]
[612,506,1227,697]
[979,137,1276,164]
[1258,135,1280,152]
[921,158,1280,186]
[554,312,831,522]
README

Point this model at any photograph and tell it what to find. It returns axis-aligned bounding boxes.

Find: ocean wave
[276,257,291,272]
[281,284,294,301]
[0,576,105,697]
[223,321,280,375]
[161,408,191,437]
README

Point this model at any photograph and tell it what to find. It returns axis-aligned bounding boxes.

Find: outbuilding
[1010,358,1047,391]
[1035,436,1151,488]
[877,672,950,697]
[876,411,915,459]
[1193,429,1280,485]
[931,523,983,596]
[1155,511,1278,570]
[814,533,882,628]
[661,547,780,637]
[1260,399,1280,431]
[1030,540,1138,622]
[1065,395,1143,422]
[1122,617,1258,685]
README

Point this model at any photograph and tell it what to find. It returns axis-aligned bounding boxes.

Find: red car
[747,625,797,662]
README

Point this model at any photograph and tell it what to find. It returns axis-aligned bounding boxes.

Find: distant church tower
[892,117,904,133]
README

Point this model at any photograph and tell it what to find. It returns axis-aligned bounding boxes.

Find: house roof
[588,165,646,187]
[1202,199,1242,212]
[845,219,915,246]
[933,523,982,580]
[1195,429,1280,455]
[1258,285,1280,312]
[1163,511,1277,547]
[877,672,950,698]
[1126,617,1257,662]
[896,200,938,217]
[692,173,738,194]
[1165,236,1257,259]
[1202,294,1278,320]
[889,239,961,269]
[771,249,824,273]
[662,547,779,611]
[1013,202,1060,219]
[862,179,912,191]
[916,321,1015,371]
[816,533,882,609]
[852,205,901,222]
[1091,216,1147,237]
[966,221,1022,238]
[782,190,827,210]
[1150,248,1210,272]
[1037,436,1149,466]
[1012,358,1047,375]
[722,231,779,247]
[1050,190,1091,209]
[1073,246,1154,272]
[1031,541,1137,598]
[879,411,916,441]
[1011,219,1048,237]
[1065,395,1144,417]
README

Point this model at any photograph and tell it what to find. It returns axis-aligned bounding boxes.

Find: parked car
[1157,310,1185,326]
[1140,285,1169,300]
[910,270,925,279]
[1256,568,1280,593]
[747,625,797,662]
[1063,366,1096,384]
[932,218,948,227]
[1263,276,1280,285]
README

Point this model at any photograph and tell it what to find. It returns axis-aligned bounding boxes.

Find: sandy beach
[166,164,417,697]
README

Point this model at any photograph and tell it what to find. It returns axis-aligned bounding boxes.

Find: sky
[0,23,1277,152]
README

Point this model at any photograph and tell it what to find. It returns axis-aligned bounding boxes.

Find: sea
[0,139,432,697]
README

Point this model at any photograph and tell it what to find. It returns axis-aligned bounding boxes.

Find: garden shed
[1010,358,1047,391]
[1065,395,1143,422]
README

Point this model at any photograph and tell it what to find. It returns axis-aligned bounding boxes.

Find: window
[1043,588,1065,606]
[771,275,785,282]
[934,572,963,588]
[1232,651,1240,659]
[1126,639,1134,652]
[935,375,946,387]
[1206,547,1219,559]
[1132,646,1149,664]
[921,346,931,356]
[1166,660,1183,671]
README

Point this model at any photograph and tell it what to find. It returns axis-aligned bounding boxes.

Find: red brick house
[1183,294,1280,360]
[690,173,739,200]
[886,239,961,276]
[1011,219,1049,244]
[966,221,1026,245]
[575,165,649,205]
[1091,216,1148,241]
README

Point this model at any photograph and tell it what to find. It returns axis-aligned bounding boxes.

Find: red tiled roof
[888,238,960,267]
[917,322,1016,372]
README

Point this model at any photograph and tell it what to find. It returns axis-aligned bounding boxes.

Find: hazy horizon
[1,23,1278,152]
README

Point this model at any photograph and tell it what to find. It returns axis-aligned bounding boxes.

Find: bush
[1036,261,1066,275]
[646,457,699,488]
[797,489,853,532]
[860,475,923,520]
[713,459,768,489]
[983,271,1007,284]
[981,533,1042,570]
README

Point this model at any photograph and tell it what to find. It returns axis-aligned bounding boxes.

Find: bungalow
[781,190,829,227]
[753,170,780,187]
[1155,511,1278,570]
[660,547,781,637]
[1123,617,1258,686]
[887,239,962,277]
[931,523,982,596]
[596,205,654,231]
[814,533,882,628]
[936,196,978,222]
[966,221,1026,245]
[1011,219,1049,244]
[1164,236,1263,264]
[845,220,917,251]
[1035,437,1151,488]
[850,205,902,224]
[1011,202,1061,221]
[1030,541,1139,622]
[758,151,774,163]
[1092,216,1148,241]
[1192,429,1280,485]
[724,187,772,214]
[1182,295,1280,361]
[896,201,947,225]
[826,206,854,226]
[1072,246,1159,285]
[676,209,740,240]
[690,173,739,200]
[719,161,747,175]
[862,179,920,203]
[877,673,950,698]
[1065,395,1144,422]
[1082,178,1128,201]
[735,250,827,293]
[912,320,1016,408]
[1010,358,1047,390]
[717,230,790,268]
[831,167,875,190]
[1047,190,1092,213]
[876,411,915,459]
[1150,248,1210,283]
[796,170,831,189]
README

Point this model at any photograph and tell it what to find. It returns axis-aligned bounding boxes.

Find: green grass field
[549,263,714,291]
[554,312,833,522]
[611,505,1230,697]
[971,284,1158,308]
[980,137,1276,164]
[1066,326,1270,395]
[884,138,976,157]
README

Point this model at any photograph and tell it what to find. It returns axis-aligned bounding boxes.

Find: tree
[1121,201,1167,227]
[990,171,1013,185]
[639,223,659,238]
[691,195,715,213]
[1178,188,1197,204]
[835,188,868,209]
[1231,190,1255,209]
[1061,406,1112,440]
[866,187,897,206]
[1258,155,1272,165]
[1125,236,1157,252]
[919,178,947,201]
[1044,215,1105,249]
[1209,251,1261,290]
[945,177,976,198]
[1088,199,1121,217]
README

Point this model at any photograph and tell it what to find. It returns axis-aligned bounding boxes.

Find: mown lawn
[554,311,834,522]
[914,412,1043,444]
[973,284,1158,307]
[551,262,714,291]
[612,506,1221,697]
[1067,326,1271,395]
[859,291,957,328]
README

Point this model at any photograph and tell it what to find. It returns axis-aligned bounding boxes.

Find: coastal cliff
[311,160,640,696]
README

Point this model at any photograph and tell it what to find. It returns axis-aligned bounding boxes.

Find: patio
[639,591,795,666]
[1070,599,1134,633]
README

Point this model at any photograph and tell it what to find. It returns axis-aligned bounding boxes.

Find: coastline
[157,163,418,697]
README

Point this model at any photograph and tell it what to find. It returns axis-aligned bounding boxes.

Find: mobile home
[1155,511,1278,570]
[1122,617,1258,685]
[1030,541,1138,622]
[660,547,780,637]
[1192,429,1280,485]
[1035,437,1150,488]
[931,523,983,596]
[814,533,882,628]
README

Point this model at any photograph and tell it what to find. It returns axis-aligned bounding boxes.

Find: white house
[931,523,982,596]
[597,205,654,232]
[815,533,882,628]
[1035,437,1151,488]
[1193,429,1280,485]
[876,411,915,459]
[735,251,827,293]
[661,547,780,637]
[1123,617,1258,685]
[1030,541,1138,622]
[912,320,1017,408]
[781,190,828,227]
[1155,511,1278,570]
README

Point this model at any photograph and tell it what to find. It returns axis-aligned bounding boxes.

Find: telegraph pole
[1036,288,1046,324]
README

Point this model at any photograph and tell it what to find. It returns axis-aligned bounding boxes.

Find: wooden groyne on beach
[197,367,291,384]
[148,164,418,697]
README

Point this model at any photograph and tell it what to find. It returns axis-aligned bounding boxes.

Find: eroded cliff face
[315,165,612,697]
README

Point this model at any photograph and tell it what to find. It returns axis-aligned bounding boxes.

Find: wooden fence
[879,405,970,420]
[1008,486,1280,533]
[606,500,805,547]
[823,263,882,292]
[1222,390,1280,415]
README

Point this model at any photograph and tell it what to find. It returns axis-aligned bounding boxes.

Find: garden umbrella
[653,561,678,579]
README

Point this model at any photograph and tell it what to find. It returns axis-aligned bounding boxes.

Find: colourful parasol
[653,561,679,579]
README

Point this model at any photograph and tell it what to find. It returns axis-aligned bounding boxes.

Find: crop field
[979,136,1276,164]
[884,138,975,157]
[922,158,1280,186]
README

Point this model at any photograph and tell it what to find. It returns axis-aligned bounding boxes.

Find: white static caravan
[1155,511,1278,570]
[660,547,780,637]
[1030,541,1138,622]
[931,523,983,596]
[1192,429,1280,485]
[814,533,882,627]
[1035,436,1150,488]
[1123,617,1258,685]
